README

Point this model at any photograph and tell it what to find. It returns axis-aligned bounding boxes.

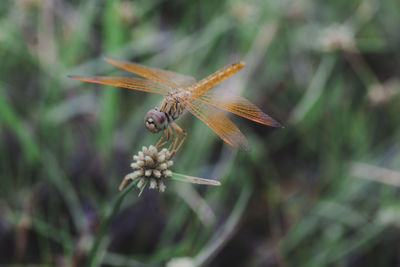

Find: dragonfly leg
[167,126,175,151]
[156,129,169,148]
[170,123,187,154]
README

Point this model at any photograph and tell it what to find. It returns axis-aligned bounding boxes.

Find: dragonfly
[69,57,282,153]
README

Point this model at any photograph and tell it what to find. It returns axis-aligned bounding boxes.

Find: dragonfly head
[145,108,168,133]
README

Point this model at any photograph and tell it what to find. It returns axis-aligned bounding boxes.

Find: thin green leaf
[171,172,221,186]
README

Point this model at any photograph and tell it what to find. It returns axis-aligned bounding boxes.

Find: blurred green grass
[1,0,400,266]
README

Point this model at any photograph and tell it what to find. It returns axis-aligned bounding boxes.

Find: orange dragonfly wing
[104,57,196,89]
[198,92,283,127]
[183,99,251,152]
[188,61,245,98]
[68,76,170,95]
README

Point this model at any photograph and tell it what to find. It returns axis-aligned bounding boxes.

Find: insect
[69,58,282,153]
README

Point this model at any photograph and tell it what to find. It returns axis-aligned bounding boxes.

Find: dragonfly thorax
[165,88,191,102]
[145,108,168,133]
[157,88,189,123]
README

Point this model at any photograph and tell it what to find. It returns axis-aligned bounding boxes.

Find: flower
[317,23,355,52]
[166,257,196,267]
[120,146,221,195]
[119,145,173,193]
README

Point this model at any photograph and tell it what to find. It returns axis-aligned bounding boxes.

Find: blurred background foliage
[1,0,400,266]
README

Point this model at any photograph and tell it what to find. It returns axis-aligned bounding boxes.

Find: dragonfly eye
[145,109,167,133]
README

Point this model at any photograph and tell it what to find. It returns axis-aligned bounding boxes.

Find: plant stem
[88,179,138,267]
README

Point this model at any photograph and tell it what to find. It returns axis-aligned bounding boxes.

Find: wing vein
[183,100,250,151]
[69,76,169,95]
[104,57,196,89]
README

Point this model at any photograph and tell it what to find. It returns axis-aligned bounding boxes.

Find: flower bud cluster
[121,145,173,192]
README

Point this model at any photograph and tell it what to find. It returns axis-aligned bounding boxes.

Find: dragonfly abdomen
[188,61,245,96]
